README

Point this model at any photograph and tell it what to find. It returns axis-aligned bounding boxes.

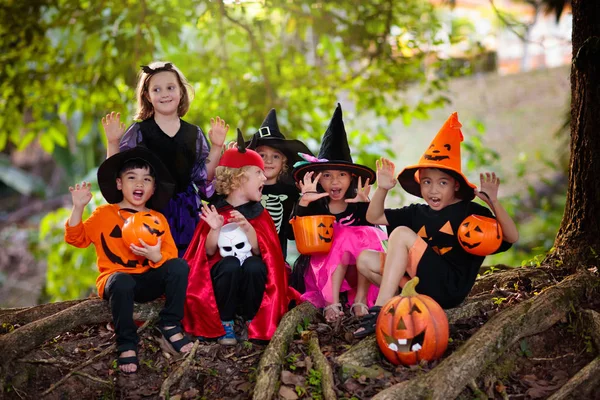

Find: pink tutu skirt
[301,223,387,309]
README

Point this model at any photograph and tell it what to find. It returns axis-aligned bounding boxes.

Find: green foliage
[34,191,105,301]
[517,339,533,358]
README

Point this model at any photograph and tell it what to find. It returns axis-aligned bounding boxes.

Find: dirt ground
[3,287,599,400]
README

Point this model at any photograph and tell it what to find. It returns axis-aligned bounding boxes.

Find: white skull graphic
[217,223,252,263]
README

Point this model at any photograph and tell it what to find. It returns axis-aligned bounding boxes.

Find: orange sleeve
[64,207,103,248]
[148,212,179,268]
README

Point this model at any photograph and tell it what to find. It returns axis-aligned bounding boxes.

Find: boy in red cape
[183,129,299,344]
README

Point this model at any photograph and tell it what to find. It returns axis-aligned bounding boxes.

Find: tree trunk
[552,0,600,266]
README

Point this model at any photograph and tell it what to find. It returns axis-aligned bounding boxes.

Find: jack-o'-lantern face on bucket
[318,221,333,243]
[457,214,502,256]
[122,211,166,248]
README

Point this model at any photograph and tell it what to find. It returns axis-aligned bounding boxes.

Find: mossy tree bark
[551,0,600,267]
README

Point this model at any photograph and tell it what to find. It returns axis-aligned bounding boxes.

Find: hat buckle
[258,126,271,138]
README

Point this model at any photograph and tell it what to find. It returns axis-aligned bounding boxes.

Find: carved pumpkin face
[290,215,336,255]
[423,142,452,162]
[376,278,449,366]
[457,214,502,256]
[122,210,166,248]
[317,221,334,243]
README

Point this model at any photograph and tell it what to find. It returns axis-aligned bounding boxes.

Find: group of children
[65,61,518,374]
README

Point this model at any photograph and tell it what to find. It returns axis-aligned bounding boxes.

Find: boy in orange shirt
[65,147,192,374]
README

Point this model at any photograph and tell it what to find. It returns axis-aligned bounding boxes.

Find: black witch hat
[246,109,313,170]
[292,104,376,184]
[97,147,175,211]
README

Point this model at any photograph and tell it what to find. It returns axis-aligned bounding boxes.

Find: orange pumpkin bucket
[290,215,336,255]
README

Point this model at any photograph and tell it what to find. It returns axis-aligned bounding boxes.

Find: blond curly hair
[134,61,194,121]
[215,166,253,195]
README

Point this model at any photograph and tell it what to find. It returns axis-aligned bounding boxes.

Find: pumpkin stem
[400,277,420,297]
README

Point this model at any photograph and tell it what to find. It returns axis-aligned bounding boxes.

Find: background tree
[551,0,600,266]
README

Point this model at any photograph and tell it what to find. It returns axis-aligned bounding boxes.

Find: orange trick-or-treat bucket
[290,215,336,255]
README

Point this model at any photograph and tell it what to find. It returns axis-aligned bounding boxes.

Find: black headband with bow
[140,63,174,75]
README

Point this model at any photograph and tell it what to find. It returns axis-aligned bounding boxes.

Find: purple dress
[119,118,214,257]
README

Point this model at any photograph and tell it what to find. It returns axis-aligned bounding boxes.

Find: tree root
[545,309,600,399]
[306,332,337,400]
[159,340,201,399]
[42,318,154,396]
[252,301,318,400]
[547,357,600,400]
[371,271,595,400]
[0,300,87,327]
[470,266,553,296]
[0,298,162,377]
[337,293,495,368]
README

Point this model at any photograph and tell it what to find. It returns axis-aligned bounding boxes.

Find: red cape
[183,204,300,340]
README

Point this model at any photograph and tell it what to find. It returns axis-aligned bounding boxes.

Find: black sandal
[157,325,192,354]
[353,306,382,339]
[117,354,139,374]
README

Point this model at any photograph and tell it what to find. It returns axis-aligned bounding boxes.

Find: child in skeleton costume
[247,109,313,260]
[183,130,299,345]
[291,104,387,322]
[353,113,519,338]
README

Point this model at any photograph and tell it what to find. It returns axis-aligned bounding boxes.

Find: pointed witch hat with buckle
[397,112,477,200]
[292,103,376,184]
[246,109,313,171]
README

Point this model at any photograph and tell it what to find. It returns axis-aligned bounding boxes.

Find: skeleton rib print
[261,194,288,233]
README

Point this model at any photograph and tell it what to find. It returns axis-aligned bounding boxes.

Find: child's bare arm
[476,172,519,243]
[200,203,224,256]
[366,158,396,225]
[68,182,93,227]
[102,112,125,158]
[205,117,229,180]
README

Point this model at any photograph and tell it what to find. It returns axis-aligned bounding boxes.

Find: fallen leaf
[305,356,313,372]
[281,370,305,386]
[278,385,299,400]
[182,388,199,399]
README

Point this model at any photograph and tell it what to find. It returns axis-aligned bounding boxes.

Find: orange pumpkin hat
[397,112,477,200]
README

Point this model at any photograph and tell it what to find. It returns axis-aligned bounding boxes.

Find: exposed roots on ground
[252,301,318,400]
[371,271,596,400]
[337,292,496,369]
[306,331,336,400]
[0,299,86,327]
[0,298,162,377]
[159,340,201,399]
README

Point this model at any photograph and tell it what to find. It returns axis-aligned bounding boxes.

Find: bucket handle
[478,191,501,240]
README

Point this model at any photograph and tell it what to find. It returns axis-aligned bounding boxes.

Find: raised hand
[69,181,93,208]
[208,117,229,148]
[102,112,126,145]
[475,172,500,204]
[346,176,371,203]
[200,203,225,230]
[229,210,254,235]
[130,238,162,263]
[376,158,397,190]
[298,171,329,205]
[225,140,238,150]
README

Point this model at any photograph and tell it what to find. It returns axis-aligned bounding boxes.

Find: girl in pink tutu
[290,104,386,322]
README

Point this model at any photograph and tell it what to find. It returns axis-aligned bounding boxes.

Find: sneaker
[218,320,237,346]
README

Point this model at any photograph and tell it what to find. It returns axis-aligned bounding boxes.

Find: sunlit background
[0,0,571,306]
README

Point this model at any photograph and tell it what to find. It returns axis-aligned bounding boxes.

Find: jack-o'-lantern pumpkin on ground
[290,215,336,255]
[376,277,449,366]
[457,214,502,256]
[122,210,166,248]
